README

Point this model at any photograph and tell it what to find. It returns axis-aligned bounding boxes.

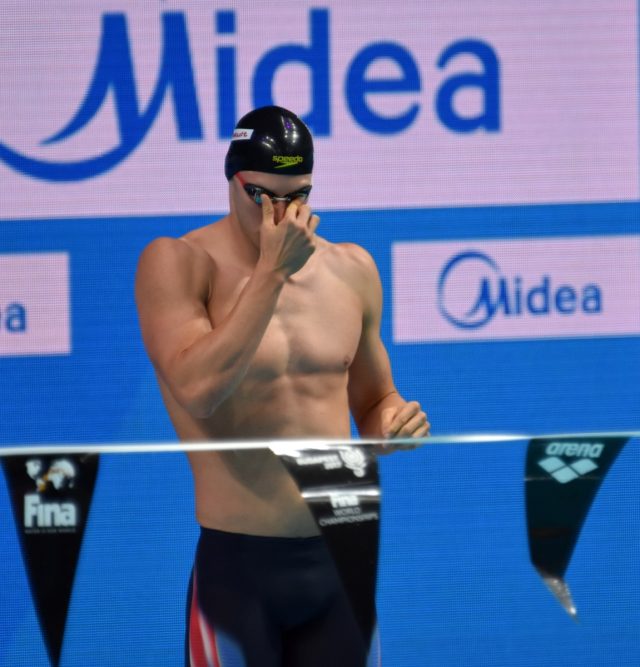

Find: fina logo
[437,250,602,330]
[24,459,78,530]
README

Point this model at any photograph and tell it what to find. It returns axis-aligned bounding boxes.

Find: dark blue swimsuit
[186,527,380,666]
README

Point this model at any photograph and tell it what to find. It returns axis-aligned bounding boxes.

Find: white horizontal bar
[0,432,637,457]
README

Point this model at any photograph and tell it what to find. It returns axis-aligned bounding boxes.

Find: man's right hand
[258,194,320,278]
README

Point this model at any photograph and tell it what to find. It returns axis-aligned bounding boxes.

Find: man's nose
[272,200,288,223]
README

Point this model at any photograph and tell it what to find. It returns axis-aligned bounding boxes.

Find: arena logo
[537,441,604,485]
[437,251,602,330]
[0,9,500,182]
[545,441,604,459]
[536,455,599,485]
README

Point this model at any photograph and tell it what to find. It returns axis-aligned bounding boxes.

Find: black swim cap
[224,106,314,180]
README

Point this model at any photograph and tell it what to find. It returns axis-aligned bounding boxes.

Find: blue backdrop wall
[1,2,638,665]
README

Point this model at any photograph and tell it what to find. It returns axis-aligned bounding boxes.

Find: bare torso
[157,220,364,536]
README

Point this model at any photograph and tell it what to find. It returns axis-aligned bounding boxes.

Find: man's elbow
[166,370,223,419]
[176,385,218,418]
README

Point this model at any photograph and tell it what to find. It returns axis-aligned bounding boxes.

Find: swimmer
[135,106,430,666]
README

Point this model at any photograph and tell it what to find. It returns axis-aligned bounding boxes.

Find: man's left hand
[378,401,430,454]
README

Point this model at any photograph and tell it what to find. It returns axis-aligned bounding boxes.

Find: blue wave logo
[438,250,602,329]
[0,13,203,182]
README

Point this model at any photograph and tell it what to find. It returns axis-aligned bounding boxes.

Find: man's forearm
[356,390,404,438]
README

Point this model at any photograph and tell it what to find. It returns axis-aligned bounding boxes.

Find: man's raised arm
[135,195,319,418]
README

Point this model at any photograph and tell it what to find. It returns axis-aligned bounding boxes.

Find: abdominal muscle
[162,372,352,537]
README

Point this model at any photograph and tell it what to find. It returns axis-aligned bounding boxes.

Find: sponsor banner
[274,444,379,644]
[0,0,637,219]
[2,453,100,667]
[0,253,71,357]
[525,436,628,617]
[392,236,640,343]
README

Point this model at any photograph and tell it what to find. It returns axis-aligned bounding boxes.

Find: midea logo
[0,9,501,181]
[438,250,602,329]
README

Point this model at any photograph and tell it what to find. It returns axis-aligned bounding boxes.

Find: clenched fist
[378,401,430,454]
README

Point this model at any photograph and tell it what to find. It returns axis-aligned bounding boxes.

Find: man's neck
[222,213,261,268]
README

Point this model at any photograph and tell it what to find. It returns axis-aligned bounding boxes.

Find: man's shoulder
[138,236,195,271]
[136,233,215,293]
[139,222,221,266]
[320,239,378,279]
[317,240,382,316]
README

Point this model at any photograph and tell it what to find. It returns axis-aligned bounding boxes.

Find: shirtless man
[135,106,429,667]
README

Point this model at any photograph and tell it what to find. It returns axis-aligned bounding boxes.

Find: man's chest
[209,270,363,378]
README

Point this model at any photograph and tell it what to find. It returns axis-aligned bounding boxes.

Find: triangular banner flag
[2,453,99,666]
[525,436,628,618]
[274,444,380,645]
